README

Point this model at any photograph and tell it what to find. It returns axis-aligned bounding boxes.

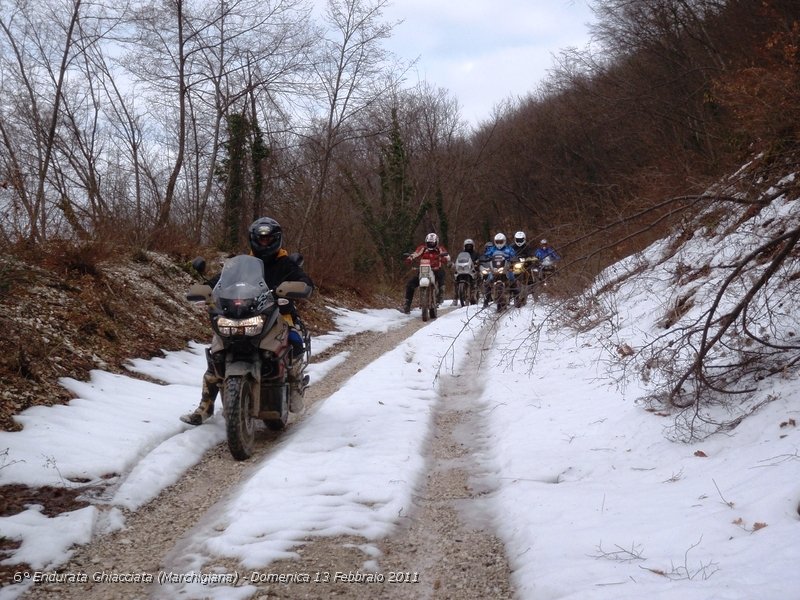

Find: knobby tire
[224,376,256,460]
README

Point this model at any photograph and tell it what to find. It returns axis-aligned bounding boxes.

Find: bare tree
[294,0,402,255]
[0,0,90,244]
[121,0,314,246]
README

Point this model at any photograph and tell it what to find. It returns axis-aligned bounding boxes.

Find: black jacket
[513,243,536,259]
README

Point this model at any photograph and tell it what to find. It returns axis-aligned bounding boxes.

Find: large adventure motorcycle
[510,256,538,307]
[187,255,312,460]
[538,255,557,286]
[453,251,478,307]
[480,254,512,312]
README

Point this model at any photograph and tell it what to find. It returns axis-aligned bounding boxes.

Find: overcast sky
[381,0,596,126]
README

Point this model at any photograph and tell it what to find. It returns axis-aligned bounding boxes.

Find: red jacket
[405,244,451,270]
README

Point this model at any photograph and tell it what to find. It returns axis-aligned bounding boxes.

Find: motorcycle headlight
[216,315,265,337]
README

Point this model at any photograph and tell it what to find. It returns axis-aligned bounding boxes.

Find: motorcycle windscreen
[455,252,474,275]
[213,255,274,318]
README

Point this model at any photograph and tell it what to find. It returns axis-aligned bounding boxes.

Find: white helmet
[540,239,548,246]
[494,233,507,248]
[514,231,526,247]
[425,232,439,248]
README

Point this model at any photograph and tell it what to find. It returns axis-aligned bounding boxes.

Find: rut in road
[20,312,516,599]
[19,319,429,600]
[199,329,516,600]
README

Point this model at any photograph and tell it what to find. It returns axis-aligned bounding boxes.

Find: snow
[2,206,800,599]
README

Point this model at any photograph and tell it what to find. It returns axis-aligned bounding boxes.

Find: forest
[1,0,798,292]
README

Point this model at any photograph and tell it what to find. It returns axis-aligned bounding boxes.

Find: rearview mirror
[191,257,206,275]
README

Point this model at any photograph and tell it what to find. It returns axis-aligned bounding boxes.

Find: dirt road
[21,313,514,600]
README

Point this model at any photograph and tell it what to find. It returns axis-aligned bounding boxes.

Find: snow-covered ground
[1,192,799,599]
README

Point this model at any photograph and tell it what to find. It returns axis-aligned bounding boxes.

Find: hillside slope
[0,251,341,432]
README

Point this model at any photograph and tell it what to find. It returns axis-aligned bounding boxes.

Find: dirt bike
[187,255,312,460]
[453,251,478,307]
[481,254,512,312]
[416,258,438,322]
[510,256,538,307]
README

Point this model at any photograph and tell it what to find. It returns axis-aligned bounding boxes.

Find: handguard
[186,283,213,303]
[275,280,313,299]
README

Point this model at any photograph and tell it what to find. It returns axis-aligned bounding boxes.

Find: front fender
[226,361,259,379]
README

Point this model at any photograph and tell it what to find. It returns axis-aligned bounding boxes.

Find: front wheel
[420,285,432,321]
[457,281,467,307]
[514,279,528,307]
[495,282,507,312]
[224,376,257,460]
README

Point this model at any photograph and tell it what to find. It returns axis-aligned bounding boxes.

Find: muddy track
[20,312,514,599]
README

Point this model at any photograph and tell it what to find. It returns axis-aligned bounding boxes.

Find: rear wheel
[263,418,285,431]
[224,376,256,460]
[261,383,288,431]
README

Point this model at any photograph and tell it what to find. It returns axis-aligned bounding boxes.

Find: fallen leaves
[733,517,768,532]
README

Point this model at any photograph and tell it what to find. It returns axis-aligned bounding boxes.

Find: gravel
[19,312,515,600]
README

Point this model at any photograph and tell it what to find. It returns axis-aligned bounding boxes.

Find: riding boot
[402,299,412,314]
[287,349,309,413]
[289,366,309,413]
[180,350,223,425]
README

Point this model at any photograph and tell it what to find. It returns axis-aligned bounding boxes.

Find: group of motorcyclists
[402,230,561,314]
[181,216,561,428]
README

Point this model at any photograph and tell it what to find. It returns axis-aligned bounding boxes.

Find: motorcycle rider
[461,238,481,262]
[534,238,561,262]
[180,217,314,426]
[512,231,535,259]
[480,233,517,308]
[534,238,561,283]
[403,232,450,314]
[451,238,480,305]
[510,231,535,301]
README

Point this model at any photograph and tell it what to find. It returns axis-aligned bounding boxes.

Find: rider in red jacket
[403,233,450,313]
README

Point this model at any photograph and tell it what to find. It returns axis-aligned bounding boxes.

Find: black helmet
[248,217,283,259]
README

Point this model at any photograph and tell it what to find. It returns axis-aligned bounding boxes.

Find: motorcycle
[538,256,557,286]
[476,255,492,305]
[187,255,312,460]
[416,257,438,322]
[510,256,538,307]
[481,254,512,312]
[453,251,478,307]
